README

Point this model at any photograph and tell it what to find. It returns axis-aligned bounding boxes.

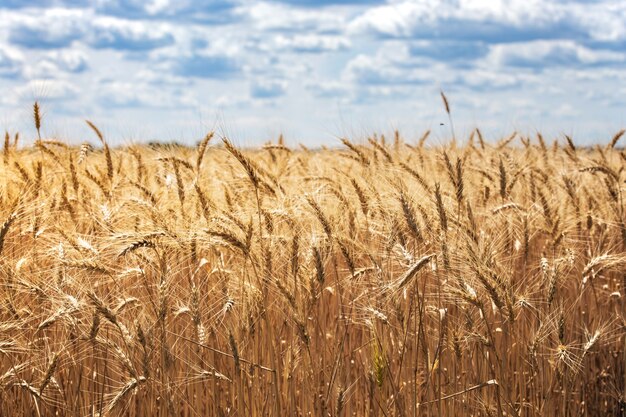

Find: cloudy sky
[0,0,625,146]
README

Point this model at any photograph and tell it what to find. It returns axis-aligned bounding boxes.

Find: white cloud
[88,16,176,50]
[23,49,88,78]
[0,45,24,78]
[6,8,86,49]
[343,44,450,86]
[250,79,288,99]
[93,0,241,21]
[348,0,626,43]
[305,80,350,98]
[96,80,198,108]
[2,8,177,52]
[50,49,89,71]
[571,2,626,42]
[487,40,626,68]
[144,0,175,15]
[456,68,525,90]
[455,0,561,25]
[271,34,351,53]
[11,79,80,102]
[246,2,346,32]
[348,1,427,38]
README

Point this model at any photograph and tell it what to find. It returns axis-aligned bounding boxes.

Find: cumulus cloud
[271,0,385,6]
[7,9,85,49]
[94,0,242,22]
[0,46,24,78]
[408,40,489,64]
[246,2,346,32]
[488,40,626,68]
[454,68,526,91]
[351,85,414,104]
[343,44,446,86]
[271,34,350,53]
[250,79,288,98]
[344,54,409,85]
[5,12,178,59]
[23,49,88,78]
[12,79,80,102]
[94,0,159,17]
[347,0,625,43]
[0,0,90,8]
[89,17,175,51]
[305,80,350,98]
[95,79,198,108]
[49,49,89,72]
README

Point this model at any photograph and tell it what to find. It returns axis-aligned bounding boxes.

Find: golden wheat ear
[33,102,42,142]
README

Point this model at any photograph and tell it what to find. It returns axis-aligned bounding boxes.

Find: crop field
[0,109,624,416]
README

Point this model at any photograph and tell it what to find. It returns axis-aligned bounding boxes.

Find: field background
[0,122,624,416]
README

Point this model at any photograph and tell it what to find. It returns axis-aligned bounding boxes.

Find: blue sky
[0,0,625,146]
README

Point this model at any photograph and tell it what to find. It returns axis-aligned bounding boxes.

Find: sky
[0,0,625,147]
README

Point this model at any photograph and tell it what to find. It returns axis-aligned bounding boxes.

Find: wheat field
[0,108,624,416]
